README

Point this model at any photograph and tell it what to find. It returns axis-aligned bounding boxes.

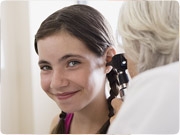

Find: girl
[34,4,121,134]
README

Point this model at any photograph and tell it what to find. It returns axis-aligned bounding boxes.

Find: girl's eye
[68,61,80,67]
[40,66,52,71]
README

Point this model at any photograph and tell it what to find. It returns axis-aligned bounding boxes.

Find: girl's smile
[55,90,81,100]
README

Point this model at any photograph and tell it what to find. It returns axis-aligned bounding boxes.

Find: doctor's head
[118,1,179,77]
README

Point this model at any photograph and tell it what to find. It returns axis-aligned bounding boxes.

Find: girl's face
[37,31,108,113]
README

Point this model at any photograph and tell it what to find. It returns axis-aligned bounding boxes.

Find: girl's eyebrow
[38,54,85,65]
[59,54,85,62]
[38,60,50,65]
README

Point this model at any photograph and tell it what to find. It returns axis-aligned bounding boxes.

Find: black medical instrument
[107,54,129,100]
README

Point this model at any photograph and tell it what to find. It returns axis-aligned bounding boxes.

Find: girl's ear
[105,47,116,74]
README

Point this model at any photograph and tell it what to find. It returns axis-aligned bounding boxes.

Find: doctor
[108,1,179,134]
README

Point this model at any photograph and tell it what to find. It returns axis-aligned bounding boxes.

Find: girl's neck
[70,94,109,134]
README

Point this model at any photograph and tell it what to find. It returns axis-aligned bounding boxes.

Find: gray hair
[118,1,179,73]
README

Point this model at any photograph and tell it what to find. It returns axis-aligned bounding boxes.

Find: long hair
[34,4,120,134]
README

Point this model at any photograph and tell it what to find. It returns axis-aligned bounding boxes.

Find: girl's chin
[56,105,80,113]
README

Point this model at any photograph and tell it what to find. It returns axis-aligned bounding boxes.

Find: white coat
[108,62,179,134]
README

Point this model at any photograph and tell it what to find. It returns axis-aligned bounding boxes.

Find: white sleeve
[108,62,179,134]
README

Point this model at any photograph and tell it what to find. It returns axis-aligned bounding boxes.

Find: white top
[108,62,179,134]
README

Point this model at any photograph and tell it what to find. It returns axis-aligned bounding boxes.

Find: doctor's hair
[34,4,119,134]
[118,1,179,73]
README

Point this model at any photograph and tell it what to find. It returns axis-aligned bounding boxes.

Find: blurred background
[0,0,123,134]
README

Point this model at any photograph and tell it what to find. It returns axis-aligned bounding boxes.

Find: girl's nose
[50,70,69,89]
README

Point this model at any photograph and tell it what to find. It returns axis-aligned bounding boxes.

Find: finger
[110,98,123,123]
[111,98,123,112]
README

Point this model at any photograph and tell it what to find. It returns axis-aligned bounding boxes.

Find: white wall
[1,1,33,133]
[1,0,123,134]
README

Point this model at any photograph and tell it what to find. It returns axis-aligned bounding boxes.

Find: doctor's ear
[105,47,116,73]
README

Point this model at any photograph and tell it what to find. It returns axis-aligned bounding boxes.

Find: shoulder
[128,62,179,93]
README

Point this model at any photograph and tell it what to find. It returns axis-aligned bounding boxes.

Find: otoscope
[107,54,129,100]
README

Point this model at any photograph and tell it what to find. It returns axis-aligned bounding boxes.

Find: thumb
[110,98,123,123]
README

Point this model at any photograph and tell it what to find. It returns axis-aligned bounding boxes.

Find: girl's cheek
[41,74,51,92]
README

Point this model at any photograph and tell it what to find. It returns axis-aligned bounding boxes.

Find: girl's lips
[55,91,80,100]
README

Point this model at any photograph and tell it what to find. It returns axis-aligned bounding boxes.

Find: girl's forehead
[38,32,87,51]
[37,32,98,60]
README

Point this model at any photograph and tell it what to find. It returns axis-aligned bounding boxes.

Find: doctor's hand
[110,98,123,123]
